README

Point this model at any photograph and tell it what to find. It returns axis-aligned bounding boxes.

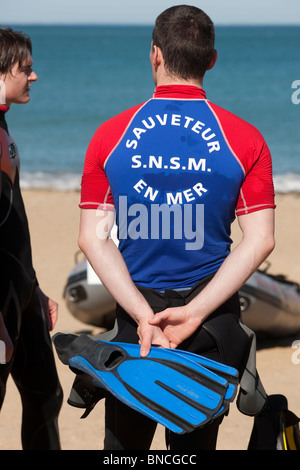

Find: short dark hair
[152,5,215,80]
[0,28,32,75]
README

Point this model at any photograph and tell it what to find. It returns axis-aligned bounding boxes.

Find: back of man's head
[0,28,32,76]
[152,5,215,81]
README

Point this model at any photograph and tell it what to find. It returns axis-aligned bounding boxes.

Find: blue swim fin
[165,348,239,403]
[164,348,239,421]
[53,333,238,434]
[168,349,239,383]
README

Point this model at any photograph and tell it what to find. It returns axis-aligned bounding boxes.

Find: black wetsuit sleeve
[0,144,2,203]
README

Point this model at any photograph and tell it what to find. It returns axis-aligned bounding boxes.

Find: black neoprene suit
[0,110,63,450]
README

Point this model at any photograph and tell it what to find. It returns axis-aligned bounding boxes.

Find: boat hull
[64,260,300,337]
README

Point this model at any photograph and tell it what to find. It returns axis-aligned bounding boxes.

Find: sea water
[5,25,300,193]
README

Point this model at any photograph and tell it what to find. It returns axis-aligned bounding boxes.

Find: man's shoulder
[208,101,265,142]
[96,102,147,137]
[86,101,148,160]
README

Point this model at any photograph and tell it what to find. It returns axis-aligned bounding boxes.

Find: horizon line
[1,22,300,27]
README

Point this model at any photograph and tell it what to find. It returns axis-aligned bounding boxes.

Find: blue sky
[1,0,300,25]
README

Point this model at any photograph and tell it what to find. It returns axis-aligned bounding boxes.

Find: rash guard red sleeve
[80,131,114,210]
[80,103,144,210]
[208,101,276,215]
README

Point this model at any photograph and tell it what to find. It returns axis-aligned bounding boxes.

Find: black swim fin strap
[236,322,268,416]
[200,316,268,416]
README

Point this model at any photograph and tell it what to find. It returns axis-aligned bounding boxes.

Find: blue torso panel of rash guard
[105,98,245,290]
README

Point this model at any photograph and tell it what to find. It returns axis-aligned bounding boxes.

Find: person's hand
[37,288,58,330]
[0,312,14,363]
[137,316,171,357]
[148,305,201,349]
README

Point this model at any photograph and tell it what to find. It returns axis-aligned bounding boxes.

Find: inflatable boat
[63,256,300,337]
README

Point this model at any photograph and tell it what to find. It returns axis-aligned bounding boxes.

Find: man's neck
[155,74,203,89]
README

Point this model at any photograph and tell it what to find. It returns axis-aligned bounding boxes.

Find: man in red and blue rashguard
[79,6,275,450]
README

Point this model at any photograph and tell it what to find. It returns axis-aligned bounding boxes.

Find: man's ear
[206,49,218,71]
[151,44,163,68]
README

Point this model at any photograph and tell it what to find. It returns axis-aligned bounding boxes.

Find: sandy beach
[0,189,299,451]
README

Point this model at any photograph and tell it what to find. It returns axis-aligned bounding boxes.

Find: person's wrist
[132,298,155,325]
[186,298,209,327]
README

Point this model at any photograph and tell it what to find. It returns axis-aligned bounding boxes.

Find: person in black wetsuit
[0,27,63,450]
